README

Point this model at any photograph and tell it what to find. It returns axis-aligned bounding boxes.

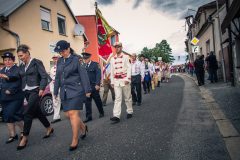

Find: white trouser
[51,91,61,120]
[113,84,133,118]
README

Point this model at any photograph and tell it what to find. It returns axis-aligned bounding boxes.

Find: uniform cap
[54,40,70,52]
[113,42,122,47]
[1,52,15,60]
[82,52,92,59]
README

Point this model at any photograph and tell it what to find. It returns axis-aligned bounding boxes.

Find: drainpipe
[211,17,216,54]
[225,0,235,86]
[1,27,20,47]
[216,0,227,82]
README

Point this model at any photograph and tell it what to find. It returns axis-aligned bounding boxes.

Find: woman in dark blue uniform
[54,40,91,151]
[0,52,24,144]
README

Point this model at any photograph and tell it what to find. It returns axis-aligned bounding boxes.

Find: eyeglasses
[114,46,121,48]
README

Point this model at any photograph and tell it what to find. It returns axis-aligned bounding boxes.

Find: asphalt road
[0,75,230,160]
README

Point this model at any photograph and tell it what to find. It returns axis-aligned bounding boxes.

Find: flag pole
[95,1,104,83]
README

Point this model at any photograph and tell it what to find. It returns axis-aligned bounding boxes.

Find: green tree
[139,40,175,63]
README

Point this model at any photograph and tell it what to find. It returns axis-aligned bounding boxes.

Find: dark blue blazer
[0,65,24,101]
[54,54,91,100]
[84,61,101,87]
[19,58,48,90]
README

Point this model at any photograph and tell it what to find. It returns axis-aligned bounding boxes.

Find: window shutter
[40,8,51,22]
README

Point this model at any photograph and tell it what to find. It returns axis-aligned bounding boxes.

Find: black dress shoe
[80,125,88,140]
[110,117,120,124]
[99,113,104,118]
[127,114,133,119]
[6,134,18,144]
[43,128,54,139]
[132,102,136,105]
[83,117,92,123]
[17,139,28,150]
[51,119,61,124]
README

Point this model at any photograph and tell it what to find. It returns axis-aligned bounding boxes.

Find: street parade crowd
[0,40,172,151]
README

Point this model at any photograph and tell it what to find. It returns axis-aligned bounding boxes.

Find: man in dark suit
[82,52,104,123]
[205,51,218,83]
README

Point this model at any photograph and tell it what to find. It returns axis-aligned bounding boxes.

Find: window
[111,35,116,46]
[40,7,51,31]
[58,14,66,35]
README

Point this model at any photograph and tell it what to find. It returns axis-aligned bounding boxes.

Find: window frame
[40,7,52,31]
[57,14,66,36]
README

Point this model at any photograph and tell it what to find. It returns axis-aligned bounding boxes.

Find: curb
[182,73,240,160]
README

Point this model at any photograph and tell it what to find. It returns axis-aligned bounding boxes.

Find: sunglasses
[114,46,122,48]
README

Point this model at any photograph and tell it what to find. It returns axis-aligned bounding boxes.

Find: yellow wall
[0,0,84,71]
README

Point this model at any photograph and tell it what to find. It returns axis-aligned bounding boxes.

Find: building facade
[76,15,119,63]
[185,1,232,81]
[221,0,240,86]
[0,0,86,71]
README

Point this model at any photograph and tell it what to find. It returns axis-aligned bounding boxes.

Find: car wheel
[40,96,53,116]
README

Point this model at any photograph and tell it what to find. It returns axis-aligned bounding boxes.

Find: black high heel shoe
[80,125,88,140]
[43,128,54,139]
[17,139,28,150]
[6,134,18,144]
[69,139,79,151]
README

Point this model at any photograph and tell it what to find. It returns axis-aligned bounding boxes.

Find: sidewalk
[186,73,240,133]
[183,73,240,160]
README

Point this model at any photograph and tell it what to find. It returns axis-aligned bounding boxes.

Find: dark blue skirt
[61,95,84,112]
[2,99,24,123]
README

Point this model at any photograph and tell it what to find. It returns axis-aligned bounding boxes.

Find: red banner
[96,12,112,60]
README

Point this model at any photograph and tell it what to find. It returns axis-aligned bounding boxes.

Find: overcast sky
[67,0,212,56]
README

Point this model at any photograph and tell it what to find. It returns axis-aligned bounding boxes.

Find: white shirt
[23,58,39,91]
[131,60,145,80]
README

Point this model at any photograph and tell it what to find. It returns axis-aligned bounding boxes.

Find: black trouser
[196,70,205,85]
[85,87,104,119]
[143,80,151,93]
[209,68,218,82]
[23,89,50,136]
[131,75,142,103]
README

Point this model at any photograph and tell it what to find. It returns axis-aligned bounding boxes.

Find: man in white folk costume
[49,54,61,123]
[110,42,133,124]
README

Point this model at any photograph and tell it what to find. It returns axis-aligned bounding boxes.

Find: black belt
[131,74,140,77]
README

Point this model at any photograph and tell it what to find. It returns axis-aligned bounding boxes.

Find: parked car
[39,85,54,116]
[0,85,53,122]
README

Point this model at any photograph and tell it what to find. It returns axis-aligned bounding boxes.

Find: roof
[195,0,225,20]
[221,0,240,33]
[0,0,88,40]
[0,0,78,23]
[0,0,27,17]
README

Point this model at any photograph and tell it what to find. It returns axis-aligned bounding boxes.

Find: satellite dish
[74,24,85,36]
